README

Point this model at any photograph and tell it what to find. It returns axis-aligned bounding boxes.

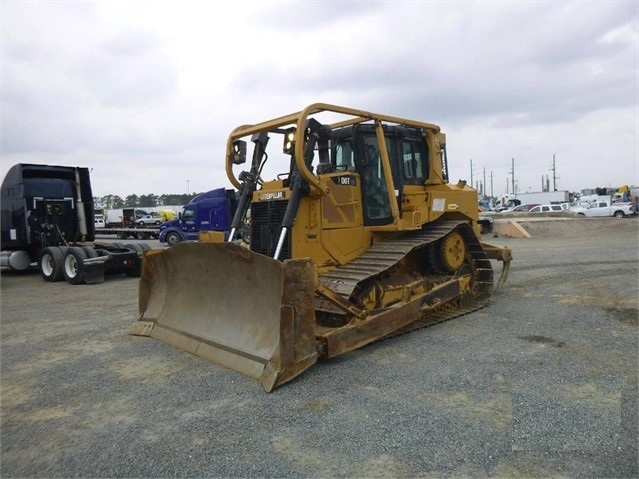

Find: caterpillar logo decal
[259,191,285,200]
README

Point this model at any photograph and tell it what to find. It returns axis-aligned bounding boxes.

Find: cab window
[334,140,355,171]
[401,137,428,184]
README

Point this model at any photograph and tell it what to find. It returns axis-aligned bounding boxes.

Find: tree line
[93,193,199,209]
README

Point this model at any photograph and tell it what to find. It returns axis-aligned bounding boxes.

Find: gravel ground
[1,217,637,478]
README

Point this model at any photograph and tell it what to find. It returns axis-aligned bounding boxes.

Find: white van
[94,214,105,228]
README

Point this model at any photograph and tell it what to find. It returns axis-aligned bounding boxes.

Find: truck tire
[614,211,626,218]
[117,232,128,239]
[81,246,99,258]
[138,232,151,240]
[165,232,181,247]
[63,247,88,285]
[39,246,65,282]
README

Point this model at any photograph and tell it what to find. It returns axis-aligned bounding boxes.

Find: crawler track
[316,220,494,332]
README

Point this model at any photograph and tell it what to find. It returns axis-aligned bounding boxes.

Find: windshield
[182,207,195,220]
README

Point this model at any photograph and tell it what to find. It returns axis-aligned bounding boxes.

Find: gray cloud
[1,1,637,197]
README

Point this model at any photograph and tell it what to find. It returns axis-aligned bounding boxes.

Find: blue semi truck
[159,188,247,246]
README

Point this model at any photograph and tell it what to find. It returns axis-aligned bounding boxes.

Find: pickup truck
[137,214,163,226]
[571,200,636,218]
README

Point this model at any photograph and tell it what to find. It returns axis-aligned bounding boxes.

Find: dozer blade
[130,242,318,392]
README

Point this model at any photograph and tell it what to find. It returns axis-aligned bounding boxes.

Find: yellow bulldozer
[130,103,512,392]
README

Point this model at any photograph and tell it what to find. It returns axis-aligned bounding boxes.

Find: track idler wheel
[440,231,466,272]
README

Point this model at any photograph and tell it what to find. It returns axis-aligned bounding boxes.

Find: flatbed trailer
[96,227,160,240]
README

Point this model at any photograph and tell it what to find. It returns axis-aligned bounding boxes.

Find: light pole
[187,180,190,195]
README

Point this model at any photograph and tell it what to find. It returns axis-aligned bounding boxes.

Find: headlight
[231,140,247,165]
[283,128,296,155]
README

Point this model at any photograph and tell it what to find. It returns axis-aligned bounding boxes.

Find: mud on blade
[130,242,318,392]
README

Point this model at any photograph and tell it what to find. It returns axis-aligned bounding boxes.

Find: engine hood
[159,218,179,231]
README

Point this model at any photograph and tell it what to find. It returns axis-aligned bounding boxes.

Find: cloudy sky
[2,1,637,199]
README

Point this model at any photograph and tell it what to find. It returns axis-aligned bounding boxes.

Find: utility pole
[509,158,516,196]
[483,167,486,198]
[470,159,473,188]
[470,158,481,193]
[490,171,494,198]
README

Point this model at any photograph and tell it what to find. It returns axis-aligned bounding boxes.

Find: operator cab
[332,124,429,226]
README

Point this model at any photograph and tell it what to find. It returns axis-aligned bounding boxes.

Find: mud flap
[79,256,106,284]
[83,262,105,284]
[130,242,318,392]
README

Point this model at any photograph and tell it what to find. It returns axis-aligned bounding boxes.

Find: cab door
[355,135,393,226]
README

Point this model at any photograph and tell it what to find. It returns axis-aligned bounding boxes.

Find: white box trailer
[515,190,570,206]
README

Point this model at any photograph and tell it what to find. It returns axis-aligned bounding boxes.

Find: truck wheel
[165,232,181,247]
[614,211,625,218]
[117,232,128,239]
[81,246,98,258]
[39,246,65,282]
[63,247,88,285]
[138,232,150,240]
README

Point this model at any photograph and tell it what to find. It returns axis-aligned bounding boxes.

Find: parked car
[500,203,540,213]
[137,214,162,226]
[529,204,564,213]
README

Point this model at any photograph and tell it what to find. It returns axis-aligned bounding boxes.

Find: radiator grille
[250,200,290,260]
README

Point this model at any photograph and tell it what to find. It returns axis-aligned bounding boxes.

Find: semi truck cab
[158,188,240,246]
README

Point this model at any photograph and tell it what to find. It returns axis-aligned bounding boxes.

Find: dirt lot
[1,217,637,478]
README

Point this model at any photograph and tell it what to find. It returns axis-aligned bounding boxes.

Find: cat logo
[259,191,285,200]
